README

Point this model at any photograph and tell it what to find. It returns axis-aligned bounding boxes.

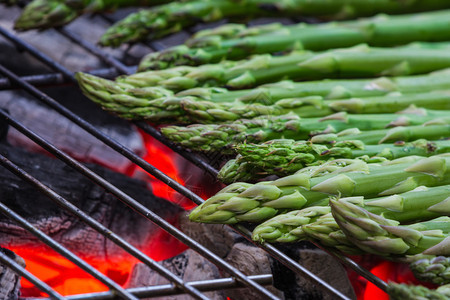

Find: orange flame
[131,129,197,210]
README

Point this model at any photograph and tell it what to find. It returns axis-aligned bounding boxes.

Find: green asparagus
[139,9,450,69]
[330,198,450,257]
[388,283,450,300]
[189,155,450,224]
[131,43,450,91]
[180,89,450,123]
[219,137,450,183]
[77,68,450,124]
[162,111,450,153]
[252,184,450,243]
[14,0,171,30]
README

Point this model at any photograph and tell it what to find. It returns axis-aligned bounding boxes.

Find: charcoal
[0,142,182,259]
[0,247,24,300]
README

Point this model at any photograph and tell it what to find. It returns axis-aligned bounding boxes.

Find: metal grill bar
[0,177,139,300]
[0,112,214,300]
[0,10,390,298]
[56,28,134,75]
[0,27,75,83]
[62,274,273,300]
[0,68,120,90]
[0,251,66,300]
[0,61,348,299]
[0,89,280,300]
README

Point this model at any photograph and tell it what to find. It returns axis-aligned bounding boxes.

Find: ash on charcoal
[0,247,24,300]
[0,142,182,259]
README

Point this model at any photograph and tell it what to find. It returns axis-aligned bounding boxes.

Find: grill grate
[0,7,389,299]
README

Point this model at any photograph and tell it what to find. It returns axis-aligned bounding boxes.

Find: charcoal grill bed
[0,6,388,300]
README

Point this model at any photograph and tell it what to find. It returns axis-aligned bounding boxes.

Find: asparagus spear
[139,9,450,69]
[331,198,450,257]
[388,283,450,300]
[162,111,450,153]
[219,137,450,183]
[14,0,171,30]
[189,155,450,224]
[252,185,450,243]
[132,43,450,90]
[77,68,450,124]
[181,89,450,123]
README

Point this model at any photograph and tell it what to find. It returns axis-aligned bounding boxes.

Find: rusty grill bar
[0,8,389,299]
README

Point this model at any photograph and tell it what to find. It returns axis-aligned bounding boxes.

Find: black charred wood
[0,247,24,300]
[0,143,183,259]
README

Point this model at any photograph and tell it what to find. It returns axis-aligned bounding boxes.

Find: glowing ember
[347,256,438,300]
[6,129,203,297]
[132,129,197,210]
[8,223,187,297]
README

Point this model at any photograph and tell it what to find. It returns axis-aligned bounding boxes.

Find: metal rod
[0,111,209,300]
[56,28,134,75]
[0,110,279,300]
[0,63,351,299]
[0,251,66,300]
[0,184,138,300]
[0,26,75,83]
[0,68,121,90]
[0,63,204,207]
[58,274,273,300]
[0,19,387,297]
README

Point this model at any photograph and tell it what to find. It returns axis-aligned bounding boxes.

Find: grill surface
[0,5,389,299]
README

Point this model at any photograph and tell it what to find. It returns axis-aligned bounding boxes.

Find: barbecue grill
[0,4,390,299]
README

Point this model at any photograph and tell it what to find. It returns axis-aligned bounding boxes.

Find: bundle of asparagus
[252,185,450,243]
[162,111,450,154]
[77,68,450,124]
[189,155,450,224]
[13,0,172,30]
[220,138,450,183]
[138,9,450,69]
[127,42,450,90]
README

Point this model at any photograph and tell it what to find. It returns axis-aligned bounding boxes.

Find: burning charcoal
[0,142,182,261]
[0,247,24,300]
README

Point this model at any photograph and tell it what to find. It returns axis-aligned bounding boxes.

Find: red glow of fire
[9,129,207,297]
[8,223,187,297]
[348,257,437,300]
[129,129,202,210]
